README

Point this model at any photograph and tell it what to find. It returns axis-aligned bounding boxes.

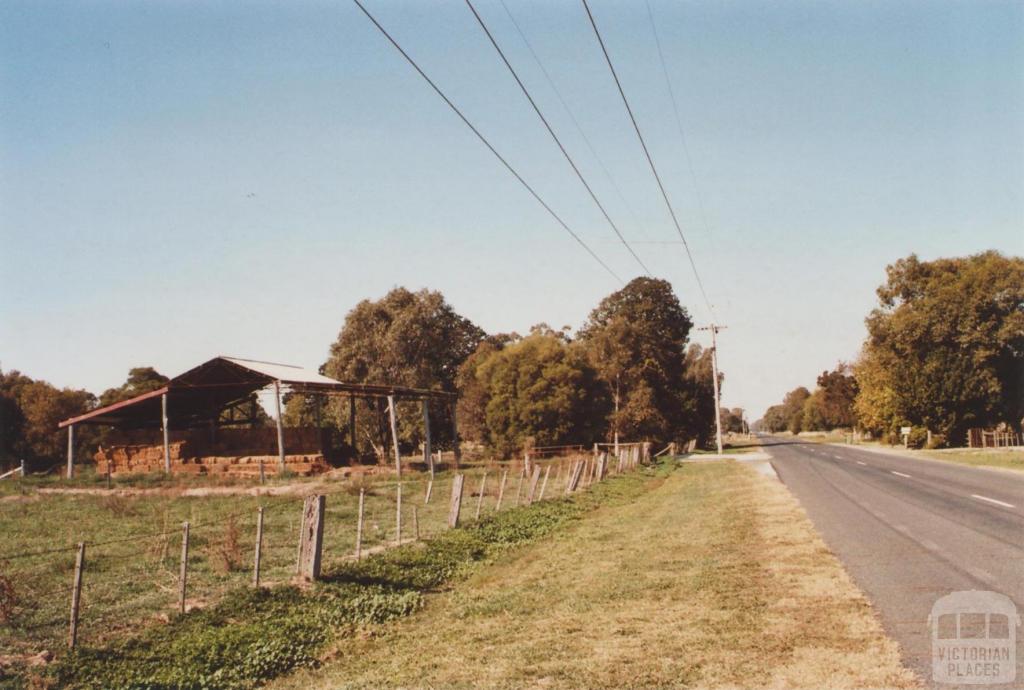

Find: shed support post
[274,380,285,472]
[451,400,461,469]
[388,395,401,478]
[66,425,74,480]
[314,395,323,454]
[349,396,357,452]
[422,400,433,478]
[162,393,170,474]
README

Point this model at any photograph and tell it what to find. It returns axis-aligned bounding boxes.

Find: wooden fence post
[387,395,402,479]
[514,469,525,506]
[451,403,461,469]
[253,507,264,588]
[422,400,433,478]
[274,381,286,473]
[396,482,403,545]
[495,470,508,511]
[565,460,585,494]
[178,522,190,613]
[525,465,542,505]
[538,465,551,501]
[425,479,433,504]
[355,488,365,561]
[297,495,326,581]
[162,392,171,474]
[66,424,74,480]
[258,456,265,484]
[412,506,419,541]
[475,472,487,520]
[68,542,85,649]
[448,474,465,528]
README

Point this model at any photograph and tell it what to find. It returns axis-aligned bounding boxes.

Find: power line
[644,0,715,248]
[580,0,715,315]
[496,0,654,243]
[464,0,650,277]
[352,0,623,284]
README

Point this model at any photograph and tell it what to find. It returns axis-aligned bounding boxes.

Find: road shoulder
[272,461,917,689]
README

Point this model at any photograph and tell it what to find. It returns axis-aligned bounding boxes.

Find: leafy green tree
[472,331,608,457]
[679,344,719,445]
[816,364,858,429]
[720,407,746,434]
[855,251,1024,443]
[760,405,789,432]
[455,334,515,444]
[782,387,811,434]
[98,367,169,407]
[578,277,704,444]
[0,369,95,470]
[323,287,485,458]
[801,390,827,431]
[853,346,900,434]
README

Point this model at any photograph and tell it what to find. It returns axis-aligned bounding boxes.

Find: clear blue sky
[2,0,1022,420]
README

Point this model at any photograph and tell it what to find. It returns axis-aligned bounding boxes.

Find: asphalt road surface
[763,437,1024,688]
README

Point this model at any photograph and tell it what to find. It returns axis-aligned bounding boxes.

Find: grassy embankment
[917,448,1024,472]
[274,461,917,690]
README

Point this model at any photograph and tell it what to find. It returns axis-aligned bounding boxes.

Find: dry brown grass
[210,513,244,574]
[271,462,919,690]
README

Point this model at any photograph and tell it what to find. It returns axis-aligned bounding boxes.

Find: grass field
[0,460,561,659]
[1,453,651,688]
[919,447,1024,471]
[272,461,918,690]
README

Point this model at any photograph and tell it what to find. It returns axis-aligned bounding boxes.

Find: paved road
[762,437,1024,687]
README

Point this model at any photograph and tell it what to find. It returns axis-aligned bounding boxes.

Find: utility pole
[697,324,727,455]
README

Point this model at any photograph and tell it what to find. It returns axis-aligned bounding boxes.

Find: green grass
[919,448,1024,471]
[271,461,917,690]
[0,467,490,658]
[1,457,649,689]
[688,436,762,454]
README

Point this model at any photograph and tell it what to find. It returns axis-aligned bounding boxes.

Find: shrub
[211,514,244,574]
[907,427,929,449]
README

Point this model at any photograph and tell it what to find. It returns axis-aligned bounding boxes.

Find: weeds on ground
[210,514,244,574]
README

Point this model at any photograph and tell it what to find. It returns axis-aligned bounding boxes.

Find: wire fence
[0,443,650,656]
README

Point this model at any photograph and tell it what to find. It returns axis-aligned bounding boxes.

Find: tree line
[0,277,719,469]
[757,251,1024,447]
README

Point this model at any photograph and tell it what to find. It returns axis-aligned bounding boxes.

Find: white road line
[891,471,911,478]
[831,454,843,460]
[970,494,1016,509]
[921,539,941,552]
[856,461,867,466]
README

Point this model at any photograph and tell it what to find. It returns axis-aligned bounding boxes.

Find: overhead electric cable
[644,0,715,246]
[464,0,650,276]
[580,0,715,315]
[497,0,653,242]
[352,0,622,284]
